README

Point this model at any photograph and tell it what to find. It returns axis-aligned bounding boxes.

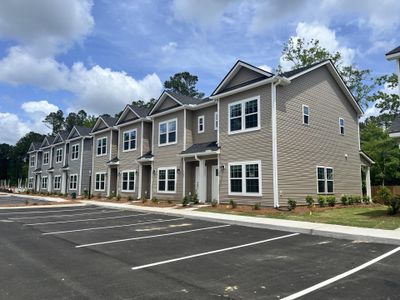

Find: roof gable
[212,60,273,96]
[67,127,81,139]
[28,142,37,152]
[40,137,50,148]
[149,91,183,115]
[91,116,117,133]
[386,45,400,60]
[52,133,63,144]
[116,105,140,125]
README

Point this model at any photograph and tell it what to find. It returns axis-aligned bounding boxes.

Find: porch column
[198,159,206,203]
[366,166,372,200]
[138,164,142,199]
[106,167,111,197]
[48,174,52,193]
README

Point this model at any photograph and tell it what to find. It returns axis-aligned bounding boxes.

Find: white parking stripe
[130,233,300,270]
[42,217,185,235]
[24,213,151,226]
[76,224,231,248]
[10,209,122,220]
[0,206,100,215]
[281,246,400,300]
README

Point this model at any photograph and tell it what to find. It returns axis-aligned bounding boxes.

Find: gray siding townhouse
[115,105,152,199]
[27,141,42,191]
[65,126,93,196]
[51,130,69,194]
[39,135,55,193]
[90,115,118,197]
[387,46,400,146]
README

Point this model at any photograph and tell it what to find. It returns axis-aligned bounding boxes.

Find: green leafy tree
[65,110,89,131]
[360,123,400,186]
[0,144,12,180]
[43,110,65,134]
[164,72,205,98]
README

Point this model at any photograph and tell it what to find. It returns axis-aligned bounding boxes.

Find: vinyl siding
[191,105,217,144]
[91,131,112,197]
[142,122,152,154]
[155,96,180,112]
[224,68,265,90]
[218,85,274,206]
[276,66,361,205]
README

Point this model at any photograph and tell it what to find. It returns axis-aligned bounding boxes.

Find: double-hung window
[339,118,345,135]
[43,152,49,165]
[28,177,34,189]
[30,155,35,167]
[71,144,79,160]
[198,116,205,133]
[41,176,48,189]
[317,167,334,194]
[69,174,78,190]
[303,105,309,125]
[121,170,135,192]
[229,161,262,196]
[229,96,260,134]
[157,168,176,193]
[97,137,107,156]
[214,112,218,130]
[95,173,106,191]
[123,129,136,151]
[54,175,61,190]
[55,148,63,163]
[159,119,177,146]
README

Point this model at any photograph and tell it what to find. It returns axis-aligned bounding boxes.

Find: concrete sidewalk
[80,200,400,246]
[3,193,67,202]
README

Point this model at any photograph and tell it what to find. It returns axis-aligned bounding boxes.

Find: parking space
[1,204,399,299]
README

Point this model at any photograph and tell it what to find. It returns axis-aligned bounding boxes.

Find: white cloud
[0,112,30,144]
[280,22,355,71]
[22,100,59,115]
[258,64,273,73]
[161,42,178,55]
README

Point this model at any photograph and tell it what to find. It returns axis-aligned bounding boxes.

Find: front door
[211,165,219,201]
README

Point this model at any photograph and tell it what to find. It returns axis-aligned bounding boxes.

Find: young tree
[65,110,89,131]
[164,72,205,98]
[43,110,65,134]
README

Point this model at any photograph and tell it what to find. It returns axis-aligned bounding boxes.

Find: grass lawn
[198,205,400,230]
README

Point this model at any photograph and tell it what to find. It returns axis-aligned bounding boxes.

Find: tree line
[1,38,399,186]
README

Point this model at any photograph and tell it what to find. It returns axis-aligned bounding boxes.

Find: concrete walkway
[3,193,67,203]
[80,200,400,246]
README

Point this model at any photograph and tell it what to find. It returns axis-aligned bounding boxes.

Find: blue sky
[0,0,399,144]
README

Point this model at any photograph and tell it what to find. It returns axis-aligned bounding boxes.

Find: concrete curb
[80,200,400,246]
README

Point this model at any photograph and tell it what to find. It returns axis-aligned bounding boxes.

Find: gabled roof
[386,45,400,60]
[180,141,219,155]
[360,150,375,165]
[388,115,400,134]
[28,141,42,152]
[91,115,118,133]
[212,60,274,96]
[280,60,329,78]
[67,125,91,140]
[116,105,150,126]
[53,130,69,144]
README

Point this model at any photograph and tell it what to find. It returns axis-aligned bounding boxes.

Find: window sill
[158,142,178,147]
[122,149,137,153]
[96,154,108,157]
[228,192,262,197]
[157,191,176,194]
[228,127,261,136]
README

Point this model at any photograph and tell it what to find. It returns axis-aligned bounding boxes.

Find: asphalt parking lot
[0,205,399,299]
[0,194,54,205]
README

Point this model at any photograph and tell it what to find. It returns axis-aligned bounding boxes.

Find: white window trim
[30,155,35,167]
[122,129,137,152]
[43,151,49,165]
[41,176,48,189]
[228,96,261,135]
[228,160,262,197]
[96,137,108,157]
[69,174,78,190]
[302,104,309,125]
[198,115,205,133]
[214,111,218,131]
[71,144,80,160]
[158,118,178,147]
[28,177,34,189]
[121,169,136,192]
[94,172,106,191]
[54,175,61,190]
[339,117,345,135]
[316,166,334,194]
[157,167,177,194]
[55,148,63,164]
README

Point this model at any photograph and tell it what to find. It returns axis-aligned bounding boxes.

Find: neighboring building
[39,135,55,193]
[387,45,400,144]
[115,105,152,199]
[90,115,118,197]
[51,130,70,194]
[27,141,42,191]
[65,126,93,196]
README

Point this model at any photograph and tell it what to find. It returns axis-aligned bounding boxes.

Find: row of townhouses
[27,59,374,206]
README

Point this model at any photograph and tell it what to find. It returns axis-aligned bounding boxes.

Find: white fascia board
[147,105,186,119]
[148,91,184,115]
[386,53,400,61]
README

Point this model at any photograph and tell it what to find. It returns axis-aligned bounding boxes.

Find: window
[55,148,63,163]
[43,152,49,165]
[121,170,135,192]
[229,161,261,196]
[157,167,176,193]
[159,119,177,146]
[54,176,61,190]
[339,118,345,135]
[28,177,34,189]
[71,144,79,160]
[229,97,260,134]
[123,129,137,151]
[214,112,218,130]
[69,174,78,190]
[41,176,48,189]
[303,105,309,125]
[198,116,205,133]
[97,137,107,156]
[30,155,35,167]
[95,173,106,191]
[317,167,334,194]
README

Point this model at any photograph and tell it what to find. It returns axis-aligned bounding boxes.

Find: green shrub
[387,195,400,215]
[362,195,370,204]
[375,186,392,205]
[191,192,199,204]
[305,195,314,207]
[348,195,355,205]
[253,202,261,210]
[71,192,77,200]
[317,196,326,207]
[354,195,362,204]
[211,200,218,207]
[341,195,348,205]
[229,199,237,209]
[287,198,297,211]
[326,196,336,207]
[83,190,89,199]
[151,197,158,204]
[182,196,190,207]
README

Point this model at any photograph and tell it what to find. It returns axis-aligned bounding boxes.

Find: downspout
[271,78,282,208]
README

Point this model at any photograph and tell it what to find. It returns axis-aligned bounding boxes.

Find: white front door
[211,165,218,201]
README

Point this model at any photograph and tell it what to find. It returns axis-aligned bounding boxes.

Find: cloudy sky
[0,0,399,144]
